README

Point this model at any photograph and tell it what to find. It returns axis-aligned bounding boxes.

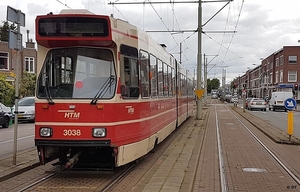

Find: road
[233,100,300,139]
[0,122,35,158]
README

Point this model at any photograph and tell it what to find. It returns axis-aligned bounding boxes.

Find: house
[0,31,37,82]
[238,46,300,100]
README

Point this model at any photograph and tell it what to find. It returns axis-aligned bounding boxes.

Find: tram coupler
[65,150,83,168]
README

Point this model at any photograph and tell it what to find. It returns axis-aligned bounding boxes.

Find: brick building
[0,36,37,82]
[237,46,300,100]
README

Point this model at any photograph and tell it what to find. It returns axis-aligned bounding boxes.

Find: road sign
[194,89,205,99]
[284,98,296,110]
[7,6,25,26]
[9,30,22,50]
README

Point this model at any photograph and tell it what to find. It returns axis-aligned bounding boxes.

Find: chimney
[27,30,29,42]
[25,30,35,49]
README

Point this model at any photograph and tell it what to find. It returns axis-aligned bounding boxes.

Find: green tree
[207,78,220,93]
[0,21,16,42]
[19,71,36,97]
[0,74,14,106]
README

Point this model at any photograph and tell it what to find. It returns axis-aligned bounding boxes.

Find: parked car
[268,91,293,111]
[12,97,35,123]
[245,97,253,109]
[248,98,267,111]
[0,102,12,128]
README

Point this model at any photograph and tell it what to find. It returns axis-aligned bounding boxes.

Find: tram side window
[181,74,187,96]
[178,73,185,97]
[163,63,169,97]
[172,67,176,96]
[188,79,193,96]
[157,60,163,97]
[168,66,173,97]
[150,55,158,97]
[140,50,150,98]
[120,44,139,98]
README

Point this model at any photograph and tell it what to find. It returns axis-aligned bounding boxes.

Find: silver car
[12,97,35,123]
[248,98,267,111]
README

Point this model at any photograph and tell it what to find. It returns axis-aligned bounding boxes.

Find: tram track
[17,163,137,192]
[5,113,197,192]
[214,103,300,191]
[229,106,300,185]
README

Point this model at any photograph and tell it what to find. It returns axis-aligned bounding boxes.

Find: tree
[207,78,220,93]
[0,21,16,42]
[19,71,36,97]
[0,74,14,106]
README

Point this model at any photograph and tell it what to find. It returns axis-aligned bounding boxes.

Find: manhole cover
[242,168,267,173]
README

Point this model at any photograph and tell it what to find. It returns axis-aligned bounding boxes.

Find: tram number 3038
[63,129,82,136]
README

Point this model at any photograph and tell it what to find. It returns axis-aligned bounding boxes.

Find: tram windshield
[37,48,116,101]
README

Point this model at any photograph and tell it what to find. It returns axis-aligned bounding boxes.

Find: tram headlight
[40,127,53,137]
[92,128,106,137]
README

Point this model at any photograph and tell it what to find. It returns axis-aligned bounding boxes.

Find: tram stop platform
[1,103,300,191]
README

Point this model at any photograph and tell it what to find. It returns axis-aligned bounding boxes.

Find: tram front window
[37,48,116,100]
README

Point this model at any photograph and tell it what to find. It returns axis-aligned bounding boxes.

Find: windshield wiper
[44,76,54,105]
[90,75,115,105]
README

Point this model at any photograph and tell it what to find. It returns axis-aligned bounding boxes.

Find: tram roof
[59,9,95,15]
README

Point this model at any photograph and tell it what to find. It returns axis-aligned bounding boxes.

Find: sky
[1,0,300,85]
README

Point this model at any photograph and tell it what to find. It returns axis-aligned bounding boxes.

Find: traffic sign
[284,98,296,110]
[194,89,205,99]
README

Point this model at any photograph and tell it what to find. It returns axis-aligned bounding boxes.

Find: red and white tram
[34,9,194,169]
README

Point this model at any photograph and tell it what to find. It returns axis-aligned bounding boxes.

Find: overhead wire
[56,0,72,9]
[207,0,244,77]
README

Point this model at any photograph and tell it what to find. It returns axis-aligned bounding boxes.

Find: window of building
[275,71,278,83]
[288,71,297,82]
[279,55,283,66]
[0,52,9,70]
[288,56,297,64]
[275,58,279,67]
[25,57,35,73]
[270,62,273,69]
[270,73,273,84]
[279,70,283,82]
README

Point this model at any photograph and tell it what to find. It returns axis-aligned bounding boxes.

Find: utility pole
[7,6,25,165]
[203,54,218,104]
[204,54,207,104]
[196,0,202,119]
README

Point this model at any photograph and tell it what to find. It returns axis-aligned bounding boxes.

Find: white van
[268,91,293,111]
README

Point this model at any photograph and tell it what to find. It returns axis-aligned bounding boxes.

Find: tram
[34,9,194,169]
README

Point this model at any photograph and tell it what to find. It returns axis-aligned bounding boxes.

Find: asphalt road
[233,101,300,139]
[0,122,35,158]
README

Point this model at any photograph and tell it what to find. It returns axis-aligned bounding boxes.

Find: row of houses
[236,46,300,99]
[0,35,37,82]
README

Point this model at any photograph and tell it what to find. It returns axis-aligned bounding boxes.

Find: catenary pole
[196,0,202,119]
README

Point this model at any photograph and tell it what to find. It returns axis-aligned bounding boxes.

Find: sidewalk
[0,148,40,182]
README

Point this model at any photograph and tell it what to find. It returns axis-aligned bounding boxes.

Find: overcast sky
[1,0,300,84]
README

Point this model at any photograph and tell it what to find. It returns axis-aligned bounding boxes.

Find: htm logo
[65,112,80,119]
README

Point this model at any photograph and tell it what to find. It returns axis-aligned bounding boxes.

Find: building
[0,31,37,82]
[237,46,300,100]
